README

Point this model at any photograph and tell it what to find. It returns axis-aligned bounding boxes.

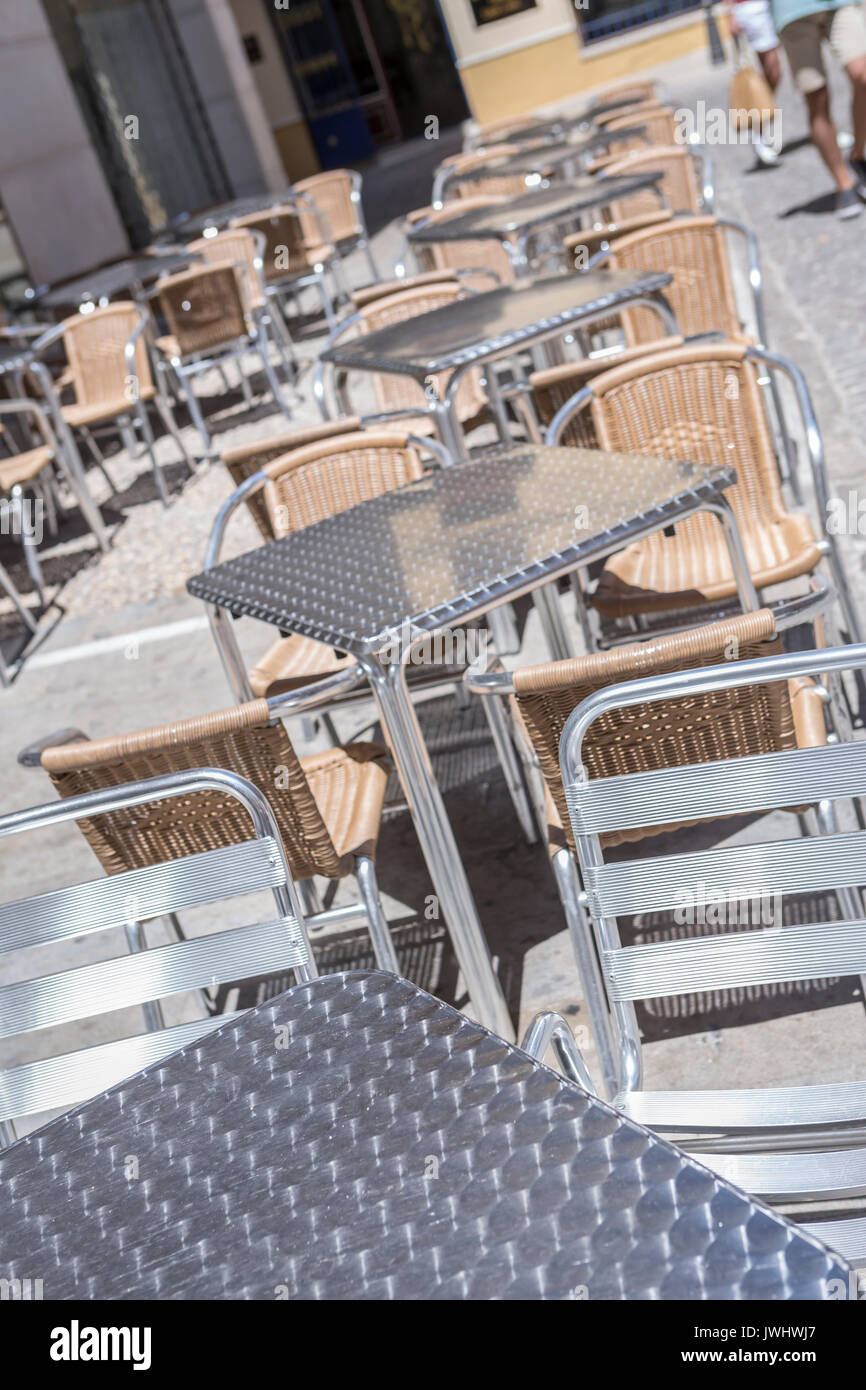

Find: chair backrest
[358,282,487,424]
[593,79,659,109]
[352,270,458,310]
[514,608,799,850]
[529,335,684,448]
[261,430,427,538]
[559,641,866,1095]
[421,196,514,289]
[61,301,152,408]
[188,229,263,315]
[294,170,359,243]
[231,203,324,280]
[0,767,313,1142]
[597,101,676,145]
[603,146,702,220]
[157,263,247,356]
[607,215,740,344]
[39,700,348,881]
[436,144,524,201]
[585,340,790,536]
[221,416,363,541]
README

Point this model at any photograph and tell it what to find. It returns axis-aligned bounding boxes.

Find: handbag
[729,31,777,135]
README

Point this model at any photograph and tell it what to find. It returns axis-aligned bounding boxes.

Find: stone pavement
[1,45,866,1159]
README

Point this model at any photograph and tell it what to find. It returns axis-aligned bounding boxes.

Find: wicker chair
[231,200,343,331]
[186,228,297,383]
[315,282,490,435]
[409,198,515,291]
[33,301,191,508]
[466,595,832,1098]
[153,263,293,455]
[351,270,458,309]
[526,336,684,448]
[432,144,526,204]
[294,169,377,281]
[592,78,660,108]
[545,340,863,645]
[29,697,400,974]
[602,146,707,224]
[0,399,61,610]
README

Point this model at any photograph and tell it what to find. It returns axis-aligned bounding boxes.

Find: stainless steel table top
[0,971,848,1300]
[35,252,197,308]
[409,174,662,247]
[320,269,672,379]
[453,127,649,184]
[174,190,298,239]
[188,442,734,659]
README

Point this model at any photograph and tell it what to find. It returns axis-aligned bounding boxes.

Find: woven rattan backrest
[352,271,458,309]
[61,302,152,408]
[232,204,321,280]
[423,196,514,289]
[41,701,344,880]
[294,171,357,243]
[262,431,425,538]
[188,230,262,315]
[608,216,740,344]
[529,336,684,448]
[587,341,786,537]
[157,264,247,356]
[439,144,523,200]
[359,283,486,423]
[604,147,701,221]
[514,609,792,848]
[222,417,363,541]
[594,80,659,109]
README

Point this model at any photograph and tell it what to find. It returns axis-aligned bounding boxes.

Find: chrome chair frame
[0,767,315,1148]
[32,311,192,508]
[544,342,865,647]
[546,639,866,1264]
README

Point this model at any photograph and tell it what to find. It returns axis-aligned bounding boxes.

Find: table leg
[360,649,515,1040]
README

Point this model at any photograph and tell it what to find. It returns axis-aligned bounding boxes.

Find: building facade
[0,0,713,292]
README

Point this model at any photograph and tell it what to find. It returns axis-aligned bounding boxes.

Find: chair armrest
[267,664,367,717]
[521,1011,597,1092]
[18,728,89,768]
[463,648,515,695]
[0,397,58,449]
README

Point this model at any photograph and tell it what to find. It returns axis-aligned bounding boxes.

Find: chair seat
[0,446,53,492]
[62,388,155,429]
[248,634,355,698]
[301,742,388,864]
[594,509,822,616]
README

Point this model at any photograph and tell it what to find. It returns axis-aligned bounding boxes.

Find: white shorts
[733,0,780,52]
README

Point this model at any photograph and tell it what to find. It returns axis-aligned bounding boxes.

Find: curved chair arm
[292,188,334,249]
[267,664,367,719]
[586,247,612,271]
[463,647,515,695]
[0,397,58,451]
[693,148,714,213]
[544,385,594,447]
[520,1011,597,1092]
[123,309,151,382]
[718,218,767,346]
[405,434,455,469]
[746,346,829,515]
[18,727,89,768]
[30,320,68,358]
[452,266,502,288]
[204,468,268,570]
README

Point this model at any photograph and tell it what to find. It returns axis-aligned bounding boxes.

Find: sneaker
[836,186,863,219]
[849,156,866,193]
[754,137,781,167]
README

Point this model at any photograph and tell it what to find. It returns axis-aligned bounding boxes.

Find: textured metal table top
[321,269,672,378]
[36,253,197,308]
[174,190,299,239]
[496,96,640,146]
[0,972,847,1300]
[407,173,663,244]
[453,127,649,183]
[188,443,733,658]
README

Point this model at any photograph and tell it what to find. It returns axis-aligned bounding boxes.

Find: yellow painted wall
[458,15,710,123]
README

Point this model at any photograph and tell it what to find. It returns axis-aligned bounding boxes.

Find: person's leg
[805,83,854,187]
[782,14,854,188]
[757,44,783,91]
[828,5,866,165]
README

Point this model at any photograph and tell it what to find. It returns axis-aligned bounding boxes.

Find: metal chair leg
[551,848,619,1099]
[152,394,195,474]
[12,485,46,607]
[175,363,212,455]
[255,331,294,424]
[355,855,400,973]
[479,691,539,844]
[134,401,170,507]
[123,921,166,1032]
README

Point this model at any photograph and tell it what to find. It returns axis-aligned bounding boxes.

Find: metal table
[410,174,665,280]
[435,127,651,203]
[188,443,753,1040]
[173,190,298,240]
[34,252,197,310]
[321,268,675,461]
[482,96,646,148]
[0,971,848,1299]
